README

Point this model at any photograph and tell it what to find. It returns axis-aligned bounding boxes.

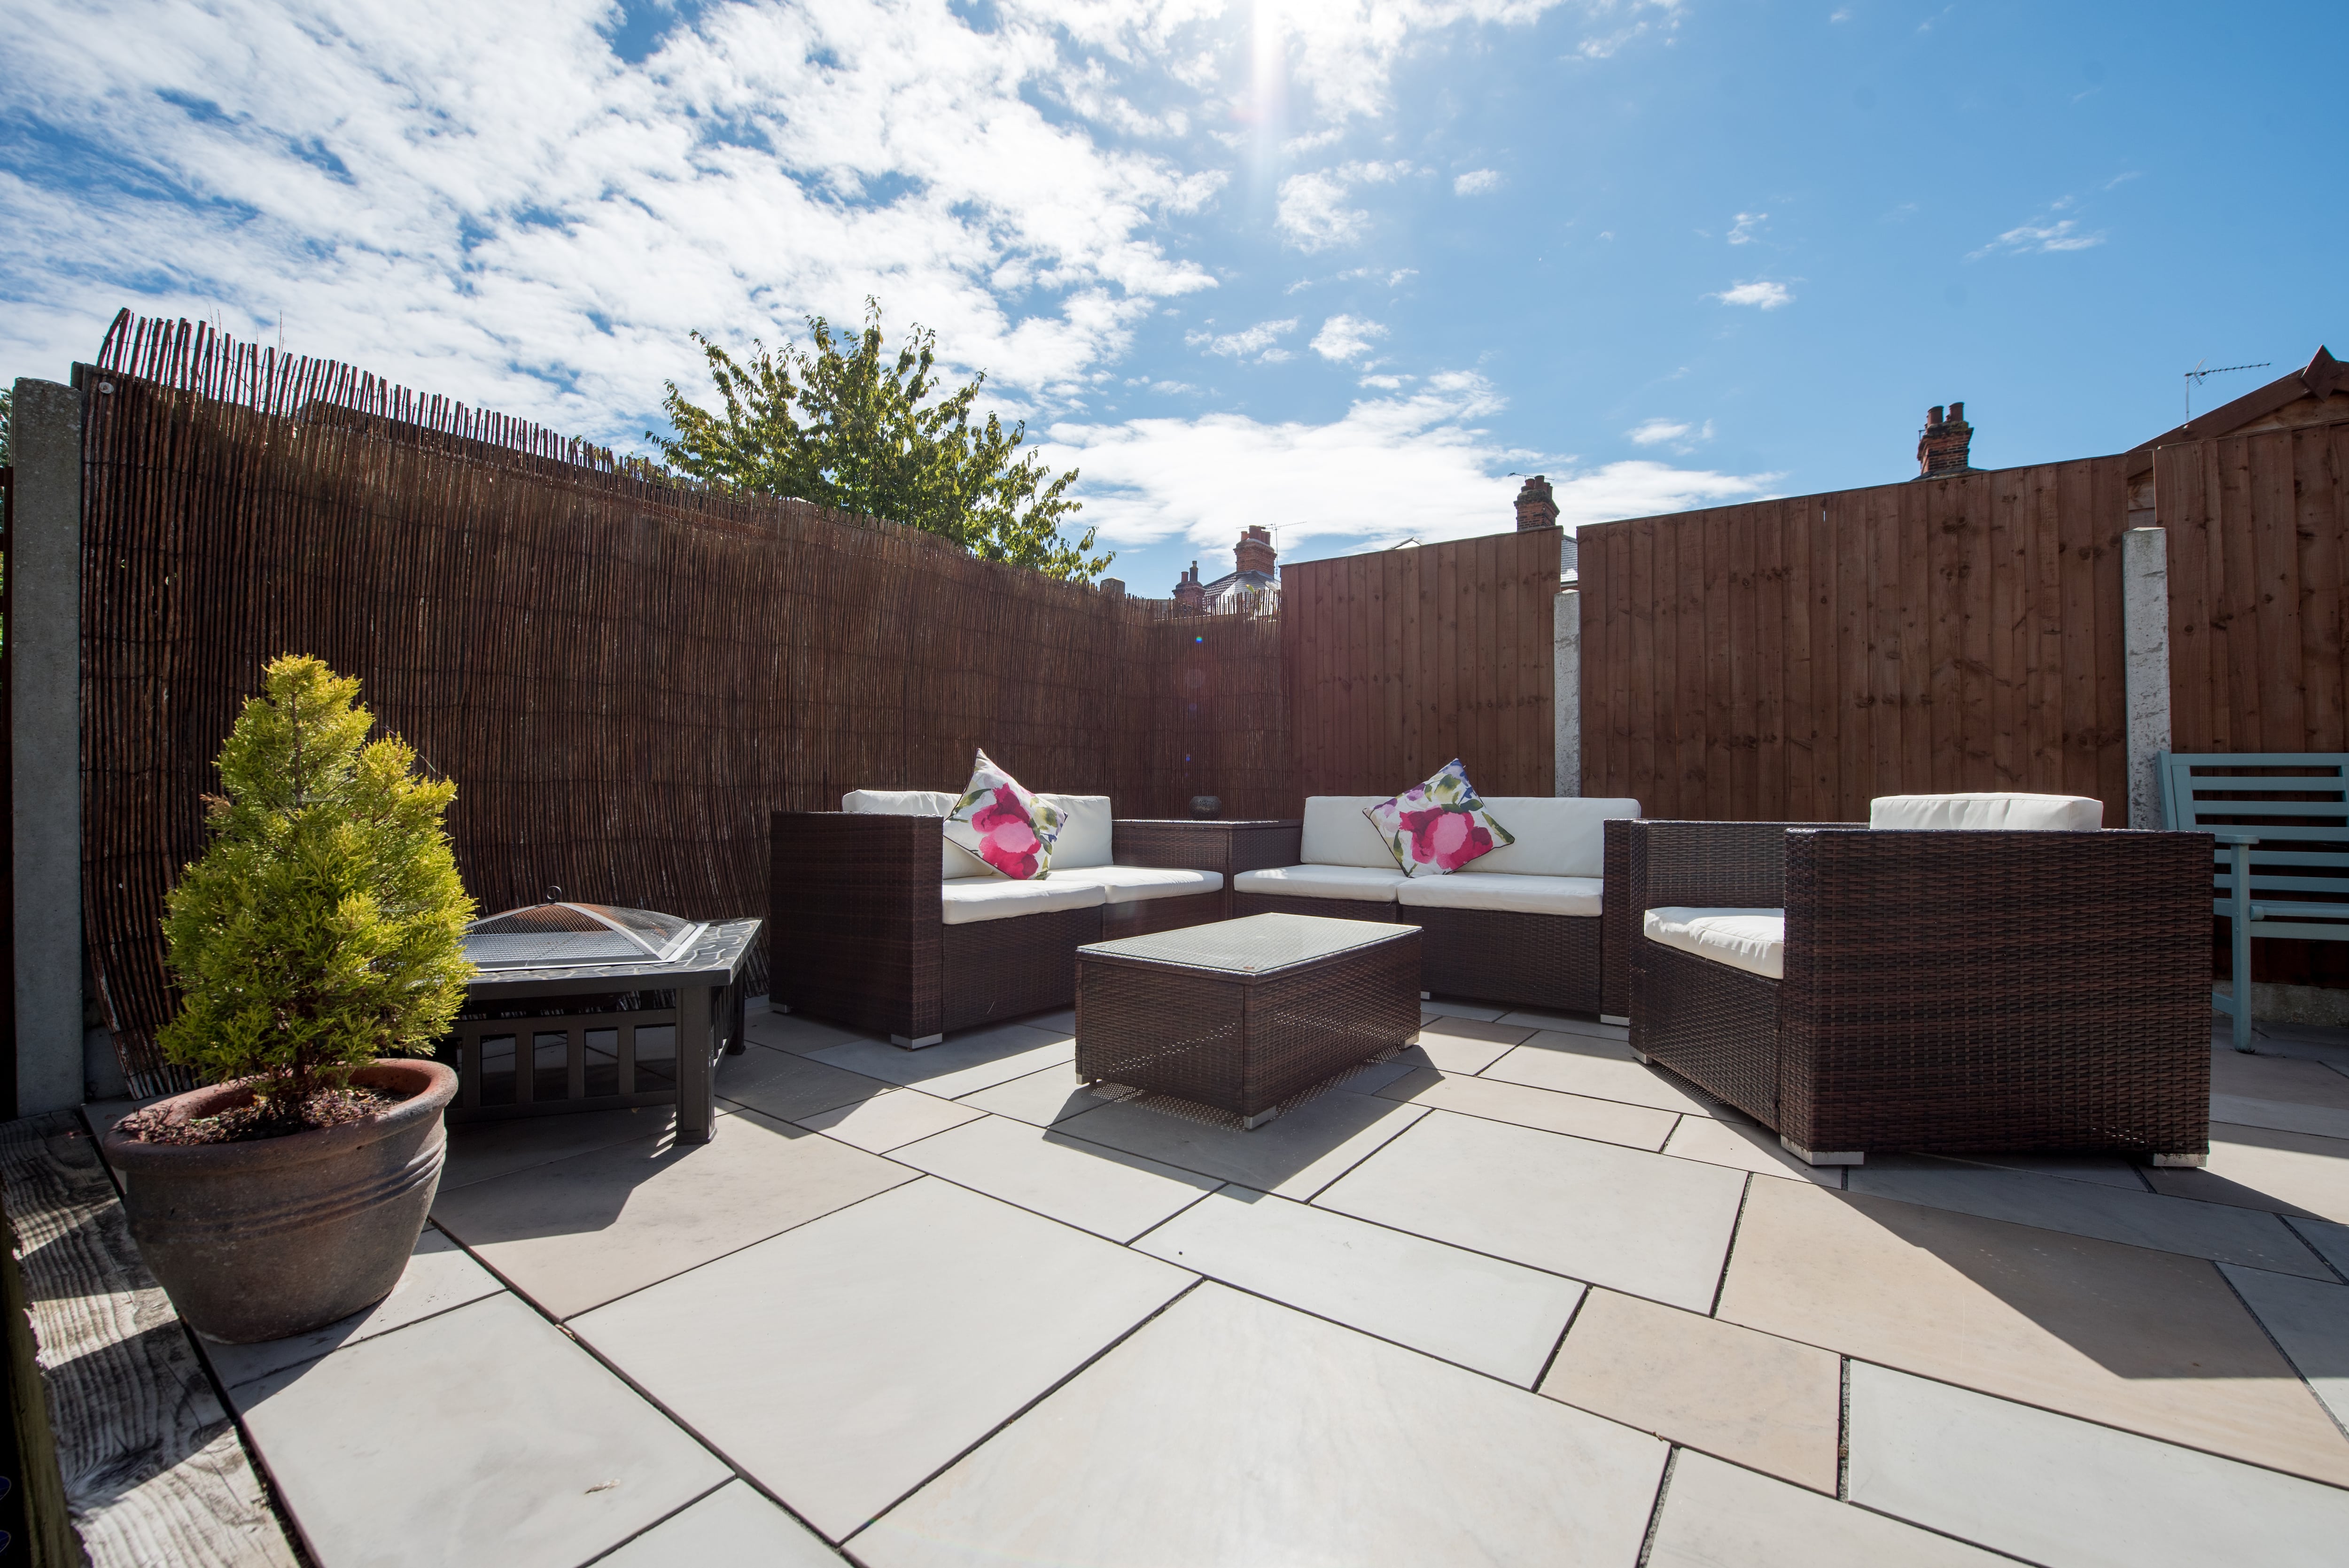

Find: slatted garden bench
[2157,752,2349,1051]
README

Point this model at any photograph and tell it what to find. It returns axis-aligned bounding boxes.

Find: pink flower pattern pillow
[1363,759,1515,877]
[946,750,1065,880]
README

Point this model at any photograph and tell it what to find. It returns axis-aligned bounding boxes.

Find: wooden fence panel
[1283,529,1557,798]
[1580,458,2131,822]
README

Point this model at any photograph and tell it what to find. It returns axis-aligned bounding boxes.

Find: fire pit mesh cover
[463,902,708,971]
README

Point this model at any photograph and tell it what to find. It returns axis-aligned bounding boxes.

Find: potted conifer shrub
[101,655,477,1343]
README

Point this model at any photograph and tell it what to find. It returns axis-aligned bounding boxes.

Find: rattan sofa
[771,791,1230,1046]
[1625,794,2213,1166]
[1230,794,1642,1017]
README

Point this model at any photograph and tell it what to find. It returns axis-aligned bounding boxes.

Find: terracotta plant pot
[101,1059,458,1344]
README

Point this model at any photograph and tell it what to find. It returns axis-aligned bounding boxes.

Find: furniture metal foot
[1630,1048,1652,1064]
[1779,1136,1863,1167]
[1600,1014,1630,1026]
[1242,1107,1283,1130]
[2149,1150,2209,1168]
[890,1033,945,1049]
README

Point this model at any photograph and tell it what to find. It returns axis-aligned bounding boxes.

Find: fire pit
[443,899,762,1142]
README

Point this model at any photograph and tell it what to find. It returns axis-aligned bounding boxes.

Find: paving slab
[2213,1094,2349,1141]
[432,1108,914,1318]
[1418,998,1506,1022]
[1021,1007,1077,1032]
[1714,1180,2349,1487]
[1847,1360,2349,1568]
[2212,1049,2349,1110]
[1541,1288,1842,1493]
[1314,1109,1747,1311]
[716,1044,894,1123]
[1648,1450,2014,1568]
[1483,1033,1719,1116]
[1408,1016,1537,1073]
[2220,1263,2349,1432]
[811,1024,1076,1099]
[1375,1064,1678,1150]
[854,1283,1668,1568]
[1661,1112,1838,1184]
[1134,1187,1586,1385]
[200,1226,503,1391]
[793,1087,982,1152]
[747,1011,877,1056]
[571,1179,1194,1542]
[2143,1123,2349,1223]
[1885,1149,2153,1190]
[888,1112,1221,1241]
[440,1104,680,1190]
[949,1061,1103,1126]
[237,1292,727,1568]
[1494,1009,1630,1041]
[597,1481,841,1567]
[1846,1159,2333,1276]
[1055,1088,1428,1200]
[2287,1214,2349,1278]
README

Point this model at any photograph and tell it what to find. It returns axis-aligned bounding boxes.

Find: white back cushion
[842,789,993,877]
[1471,797,1641,878]
[1869,793,2103,832]
[1301,796,1401,868]
[1035,794,1113,869]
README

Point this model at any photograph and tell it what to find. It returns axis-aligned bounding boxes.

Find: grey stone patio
[194,1004,2349,1566]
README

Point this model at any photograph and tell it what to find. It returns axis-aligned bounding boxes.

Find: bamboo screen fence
[1576,457,2134,822]
[1281,528,1559,798]
[79,313,1286,1092]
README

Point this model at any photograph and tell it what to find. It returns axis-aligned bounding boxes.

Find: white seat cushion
[1644,907,1786,981]
[1300,797,1407,869]
[1233,864,1407,902]
[1396,872,1605,917]
[1036,794,1114,869]
[1470,798,1641,878]
[1868,792,2102,831]
[941,876,1106,926]
[843,788,995,878]
[1045,866,1223,902]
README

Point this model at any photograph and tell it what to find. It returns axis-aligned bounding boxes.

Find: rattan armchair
[1626,819,2213,1165]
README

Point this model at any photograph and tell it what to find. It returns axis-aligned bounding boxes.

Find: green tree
[1,386,13,466]
[651,302,1111,582]
[159,656,477,1123]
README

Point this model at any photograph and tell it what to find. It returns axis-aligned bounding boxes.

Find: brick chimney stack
[1235,525,1276,577]
[1515,474,1559,530]
[1172,561,1207,611]
[1916,401,1974,479]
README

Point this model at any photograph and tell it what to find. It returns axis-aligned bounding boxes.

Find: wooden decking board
[0,1110,301,1568]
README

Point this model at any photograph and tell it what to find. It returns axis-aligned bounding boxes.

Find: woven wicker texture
[1083,913,1405,975]
[1232,892,1408,924]
[77,311,1287,1091]
[1102,891,1226,942]
[1629,820,2212,1157]
[942,907,1104,1033]
[1110,820,1302,922]
[1602,818,1638,1017]
[1409,907,1602,1014]
[1076,921,1420,1116]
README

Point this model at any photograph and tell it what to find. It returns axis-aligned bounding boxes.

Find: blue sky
[4,1,2341,599]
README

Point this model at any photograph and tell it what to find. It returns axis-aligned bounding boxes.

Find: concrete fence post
[2121,527,2173,831]
[11,379,86,1115]
[1554,587,1580,797]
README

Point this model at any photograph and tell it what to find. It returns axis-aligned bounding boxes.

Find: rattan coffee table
[1074,913,1423,1128]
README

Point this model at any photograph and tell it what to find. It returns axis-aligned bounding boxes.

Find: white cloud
[1968,216,2107,259]
[1727,211,1766,244]
[1711,279,1795,309]
[1454,169,1503,195]
[1626,416,1714,452]
[1359,373,1409,388]
[1276,161,1414,252]
[1044,371,1770,555]
[1311,314,1389,362]
[1186,318,1300,359]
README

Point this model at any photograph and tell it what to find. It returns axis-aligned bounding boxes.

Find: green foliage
[159,656,477,1116]
[1,386,13,466]
[651,301,1112,583]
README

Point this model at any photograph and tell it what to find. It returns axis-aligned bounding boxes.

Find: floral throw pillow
[946,750,1065,880]
[1363,760,1516,877]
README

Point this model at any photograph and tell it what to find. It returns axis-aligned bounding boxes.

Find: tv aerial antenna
[2184,358,2271,419]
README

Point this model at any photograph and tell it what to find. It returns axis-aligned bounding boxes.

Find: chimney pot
[1916,399,1975,480]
